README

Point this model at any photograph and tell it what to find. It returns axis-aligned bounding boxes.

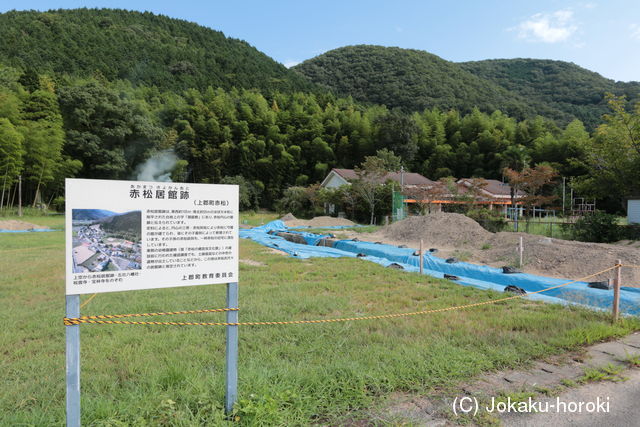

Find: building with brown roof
[320,168,434,189]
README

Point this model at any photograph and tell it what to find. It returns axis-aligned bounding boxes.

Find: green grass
[239,211,280,226]
[1,215,639,425]
[579,363,628,383]
[352,225,380,233]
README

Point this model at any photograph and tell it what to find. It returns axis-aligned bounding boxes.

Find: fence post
[225,282,239,415]
[612,260,621,322]
[518,236,523,268]
[419,239,424,274]
[66,295,81,427]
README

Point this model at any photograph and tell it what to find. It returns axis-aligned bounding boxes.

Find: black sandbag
[504,285,527,295]
[356,253,367,258]
[429,248,438,253]
[445,257,458,264]
[588,281,612,290]
[502,266,522,274]
[398,244,408,248]
[444,274,459,281]
[387,263,404,270]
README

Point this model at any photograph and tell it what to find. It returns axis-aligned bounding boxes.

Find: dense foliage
[295,45,640,130]
[460,59,640,130]
[0,64,599,211]
[0,9,315,93]
[0,9,638,215]
[566,211,621,243]
[294,45,541,120]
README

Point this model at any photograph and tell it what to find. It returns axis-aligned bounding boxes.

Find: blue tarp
[241,221,640,316]
[0,228,56,233]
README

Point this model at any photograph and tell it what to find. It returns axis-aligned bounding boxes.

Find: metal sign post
[64,179,240,425]
[225,282,239,414]
[65,295,81,427]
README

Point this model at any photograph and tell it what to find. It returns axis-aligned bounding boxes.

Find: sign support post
[225,282,239,414]
[66,294,81,427]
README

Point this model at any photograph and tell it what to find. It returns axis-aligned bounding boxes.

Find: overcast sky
[2,0,639,82]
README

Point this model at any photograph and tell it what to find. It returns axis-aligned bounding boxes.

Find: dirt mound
[376,212,491,249]
[0,220,45,230]
[280,213,297,222]
[285,216,356,227]
[480,232,640,285]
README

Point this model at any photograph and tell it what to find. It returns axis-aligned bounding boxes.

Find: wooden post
[612,259,621,322]
[419,239,424,274]
[518,236,523,268]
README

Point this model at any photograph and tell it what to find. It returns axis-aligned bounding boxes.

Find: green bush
[466,208,507,233]
[568,211,621,243]
[50,196,65,212]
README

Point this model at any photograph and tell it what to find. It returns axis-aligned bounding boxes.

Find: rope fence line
[622,264,640,269]
[63,266,618,327]
[80,294,97,309]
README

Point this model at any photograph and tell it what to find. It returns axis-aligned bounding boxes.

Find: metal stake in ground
[66,295,81,427]
[225,282,239,414]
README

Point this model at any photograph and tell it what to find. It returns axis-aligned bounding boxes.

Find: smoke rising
[135,150,178,182]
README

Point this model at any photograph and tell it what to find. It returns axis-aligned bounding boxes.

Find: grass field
[1,215,639,425]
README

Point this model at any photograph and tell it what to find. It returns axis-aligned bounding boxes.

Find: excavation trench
[242,221,640,316]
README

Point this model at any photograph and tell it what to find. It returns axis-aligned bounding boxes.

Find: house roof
[329,168,435,186]
[457,178,526,197]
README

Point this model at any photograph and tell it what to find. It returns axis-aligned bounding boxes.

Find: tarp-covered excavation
[241,221,640,316]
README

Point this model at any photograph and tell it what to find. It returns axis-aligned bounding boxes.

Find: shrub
[568,211,621,243]
[50,196,65,212]
[466,208,506,233]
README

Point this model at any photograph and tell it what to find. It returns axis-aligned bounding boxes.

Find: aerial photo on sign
[71,209,142,273]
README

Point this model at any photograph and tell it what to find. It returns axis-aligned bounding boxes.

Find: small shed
[628,198,640,224]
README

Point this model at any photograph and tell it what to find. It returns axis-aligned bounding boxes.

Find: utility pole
[400,165,404,190]
[18,174,22,217]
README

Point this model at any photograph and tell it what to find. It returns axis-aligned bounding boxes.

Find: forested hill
[294,45,639,128]
[460,58,640,129]
[0,8,315,93]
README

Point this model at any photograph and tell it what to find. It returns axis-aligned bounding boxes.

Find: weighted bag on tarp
[588,281,612,290]
[504,285,526,295]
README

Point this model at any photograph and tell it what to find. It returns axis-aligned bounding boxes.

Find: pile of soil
[359,212,640,285]
[480,232,640,284]
[284,216,356,227]
[280,213,297,222]
[375,212,491,249]
[0,220,45,230]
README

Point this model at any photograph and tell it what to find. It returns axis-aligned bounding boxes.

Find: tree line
[0,64,637,214]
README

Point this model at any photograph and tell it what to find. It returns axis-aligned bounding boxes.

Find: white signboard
[65,178,238,295]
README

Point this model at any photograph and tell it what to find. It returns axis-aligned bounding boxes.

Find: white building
[628,198,640,224]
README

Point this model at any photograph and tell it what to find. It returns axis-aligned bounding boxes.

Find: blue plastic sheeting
[334,240,640,316]
[286,230,334,246]
[240,222,355,259]
[289,225,365,230]
[240,221,640,316]
[0,228,56,233]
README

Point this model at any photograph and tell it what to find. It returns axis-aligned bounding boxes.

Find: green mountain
[0,8,315,93]
[100,211,141,239]
[293,45,557,120]
[460,58,640,128]
[294,45,639,128]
